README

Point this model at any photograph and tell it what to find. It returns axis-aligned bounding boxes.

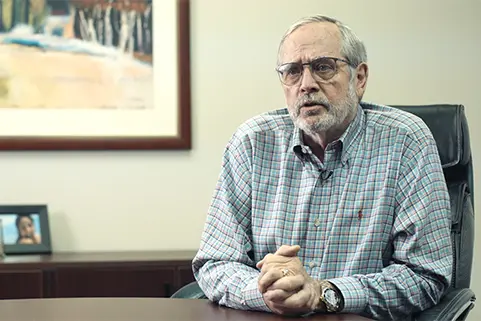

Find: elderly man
[192,14,452,321]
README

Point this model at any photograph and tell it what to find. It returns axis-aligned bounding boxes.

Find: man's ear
[355,62,369,99]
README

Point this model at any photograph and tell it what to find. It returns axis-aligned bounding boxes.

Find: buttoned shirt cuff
[327,276,368,314]
[240,275,271,312]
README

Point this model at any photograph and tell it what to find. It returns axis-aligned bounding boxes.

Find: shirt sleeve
[327,130,453,320]
[192,133,270,312]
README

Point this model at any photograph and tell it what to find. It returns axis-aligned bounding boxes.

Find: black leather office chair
[393,104,476,321]
[172,104,476,321]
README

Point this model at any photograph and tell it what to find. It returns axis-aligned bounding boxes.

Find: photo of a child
[15,214,42,244]
[0,213,42,245]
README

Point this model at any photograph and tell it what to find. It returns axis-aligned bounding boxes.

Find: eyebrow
[279,56,332,66]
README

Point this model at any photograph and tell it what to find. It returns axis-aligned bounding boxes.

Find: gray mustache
[295,97,331,112]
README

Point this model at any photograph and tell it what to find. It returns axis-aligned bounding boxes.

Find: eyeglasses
[276,56,354,86]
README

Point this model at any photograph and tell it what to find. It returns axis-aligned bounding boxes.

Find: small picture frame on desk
[0,205,52,255]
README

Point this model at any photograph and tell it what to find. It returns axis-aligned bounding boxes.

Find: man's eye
[313,64,333,72]
[285,66,301,75]
[312,61,335,72]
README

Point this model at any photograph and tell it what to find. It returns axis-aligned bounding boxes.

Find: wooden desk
[0,251,197,299]
[0,297,375,321]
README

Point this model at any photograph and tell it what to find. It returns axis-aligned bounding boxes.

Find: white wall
[1,0,480,318]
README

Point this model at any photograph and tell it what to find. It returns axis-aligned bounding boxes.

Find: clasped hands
[256,245,324,315]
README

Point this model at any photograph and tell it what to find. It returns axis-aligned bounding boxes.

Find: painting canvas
[0,0,190,150]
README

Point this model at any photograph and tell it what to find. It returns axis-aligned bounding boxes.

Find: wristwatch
[317,280,344,313]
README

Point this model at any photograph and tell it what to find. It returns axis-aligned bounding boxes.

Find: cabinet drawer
[0,270,43,299]
[54,266,175,298]
[177,265,195,289]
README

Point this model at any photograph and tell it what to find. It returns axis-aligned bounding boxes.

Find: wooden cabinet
[0,270,44,299]
[0,251,196,300]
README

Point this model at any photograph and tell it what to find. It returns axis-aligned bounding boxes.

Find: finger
[266,275,304,292]
[264,288,297,302]
[267,301,303,316]
[266,301,285,315]
[257,245,301,269]
[256,259,264,269]
[281,288,312,310]
[258,269,283,293]
[256,253,274,269]
[275,245,301,257]
[264,278,304,305]
[257,258,275,280]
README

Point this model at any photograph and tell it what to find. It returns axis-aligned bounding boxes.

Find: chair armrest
[415,288,476,321]
[171,281,207,299]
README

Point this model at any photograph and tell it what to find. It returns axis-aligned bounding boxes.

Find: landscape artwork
[0,0,190,150]
[0,0,153,109]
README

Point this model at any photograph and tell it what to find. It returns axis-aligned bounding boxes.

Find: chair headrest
[389,104,471,168]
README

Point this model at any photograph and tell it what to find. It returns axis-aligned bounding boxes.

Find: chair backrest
[390,104,474,290]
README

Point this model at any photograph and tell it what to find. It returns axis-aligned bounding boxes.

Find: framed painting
[0,0,191,150]
[0,204,52,255]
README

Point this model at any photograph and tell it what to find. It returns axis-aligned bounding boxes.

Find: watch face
[324,288,339,306]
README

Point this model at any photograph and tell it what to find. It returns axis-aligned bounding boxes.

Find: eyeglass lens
[279,57,338,84]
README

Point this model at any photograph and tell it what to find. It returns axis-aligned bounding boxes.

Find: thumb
[255,245,301,269]
[275,244,301,257]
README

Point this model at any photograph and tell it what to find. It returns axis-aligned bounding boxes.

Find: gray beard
[290,83,359,136]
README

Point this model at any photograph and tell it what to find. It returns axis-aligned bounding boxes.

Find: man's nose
[300,68,320,94]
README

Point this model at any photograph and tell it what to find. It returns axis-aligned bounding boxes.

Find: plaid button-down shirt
[193,102,452,321]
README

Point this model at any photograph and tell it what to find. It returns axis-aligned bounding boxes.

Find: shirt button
[314,218,320,227]
[308,261,317,268]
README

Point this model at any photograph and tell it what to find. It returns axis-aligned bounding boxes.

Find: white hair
[277,15,367,69]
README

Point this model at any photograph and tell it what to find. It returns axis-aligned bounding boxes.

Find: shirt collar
[290,103,365,163]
